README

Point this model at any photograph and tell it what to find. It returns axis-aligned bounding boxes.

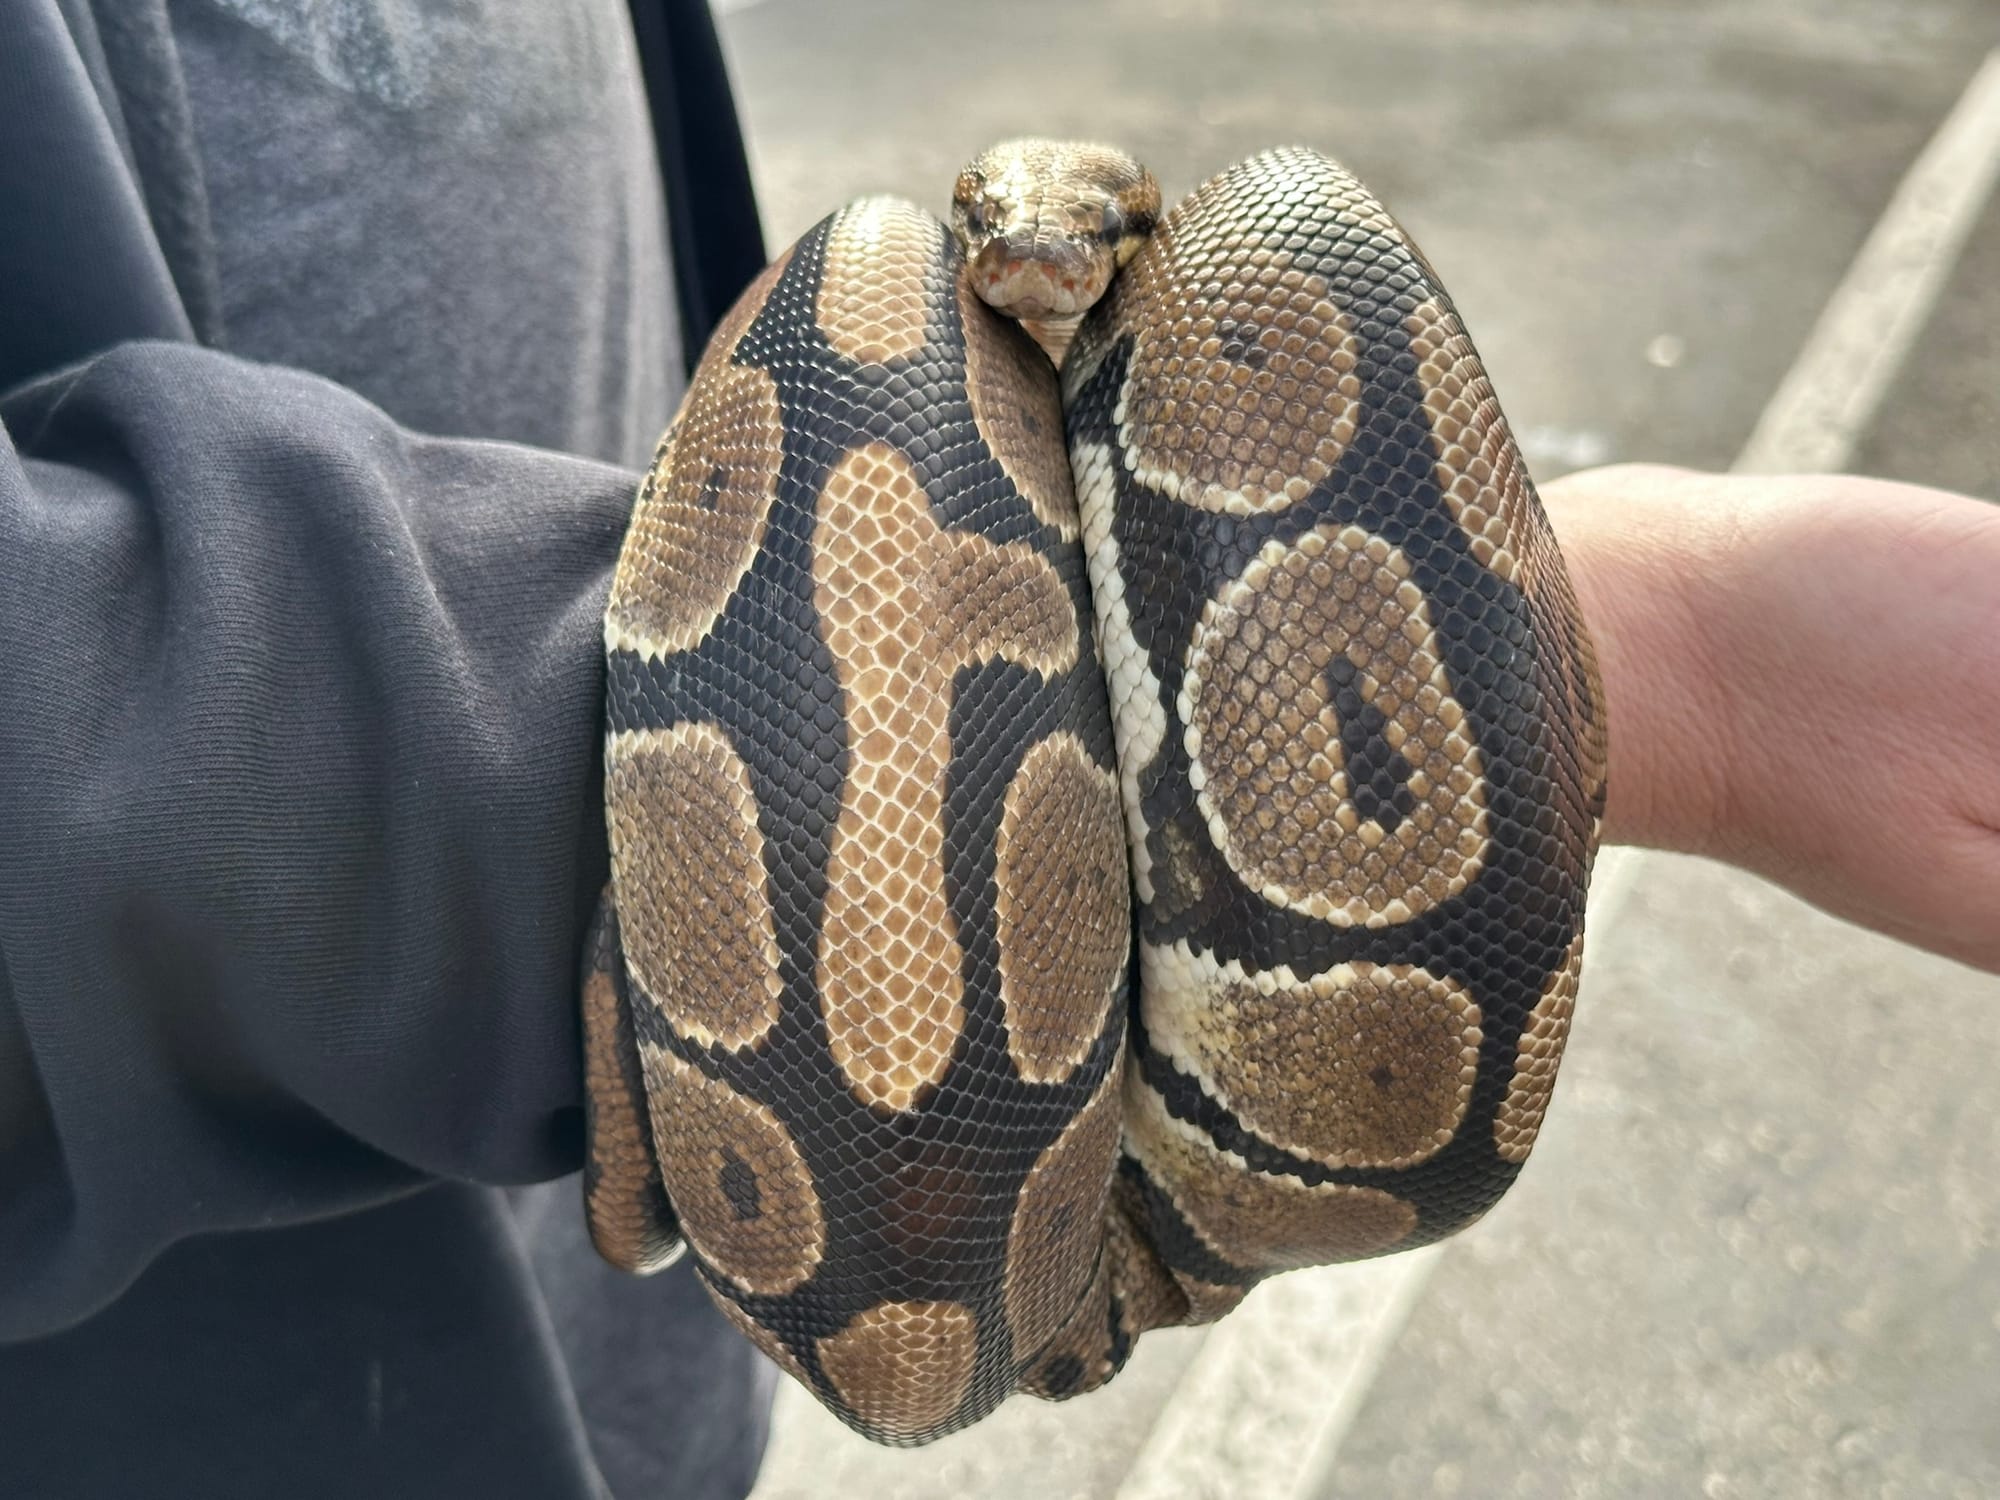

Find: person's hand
[1541,463,2000,973]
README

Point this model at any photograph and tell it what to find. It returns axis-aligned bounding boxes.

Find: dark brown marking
[1099,162,1368,512]
[579,896,681,1274]
[1497,930,1585,1163]
[605,254,789,659]
[643,1044,824,1296]
[996,733,1128,1083]
[605,723,783,1051]
[1004,1057,1123,1363]
[1145,944,1482,1170]
[1182,521,1488,926]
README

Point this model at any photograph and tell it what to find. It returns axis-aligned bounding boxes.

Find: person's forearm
[1542,463,2000,973]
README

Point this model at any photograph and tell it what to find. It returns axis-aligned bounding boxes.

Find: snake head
[952,138,1160,322]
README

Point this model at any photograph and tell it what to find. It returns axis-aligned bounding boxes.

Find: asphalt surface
[718,1,2000,1494]
[1857,165,2000,497]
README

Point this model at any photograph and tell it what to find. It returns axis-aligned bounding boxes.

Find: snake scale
[583,140,1607,1445]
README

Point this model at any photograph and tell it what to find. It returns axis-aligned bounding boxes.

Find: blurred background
[709,0,2000,1495]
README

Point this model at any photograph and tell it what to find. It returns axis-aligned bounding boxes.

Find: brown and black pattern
[594,196,1127,1444]
[1064,147,1605,1320]
[586,143,1606,1446]
[579,898,682,1275]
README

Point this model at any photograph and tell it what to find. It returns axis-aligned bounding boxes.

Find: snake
[581,139,1607,1446]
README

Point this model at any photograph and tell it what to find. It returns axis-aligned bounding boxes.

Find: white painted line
[1110,50,2000,1500]
[1735,48,2000,476]
[1113,1248,1445,1500]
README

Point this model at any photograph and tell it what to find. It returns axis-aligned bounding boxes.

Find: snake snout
[970,231,1112,321]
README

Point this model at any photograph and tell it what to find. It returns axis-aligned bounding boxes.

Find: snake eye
[1100,201,1125,242]
[964,198,991,237]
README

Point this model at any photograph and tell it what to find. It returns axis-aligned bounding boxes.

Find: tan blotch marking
[605,258,787,661]
[958,275,1080,538]
[581,961,658,1269]
[1101,158,1371,513]
[818,198,939,365]
[1496,930,1585,1163]
[816,1299,978,1440]
[816,441,1077,1112]
[581,916,679,1274]
[996,734,1128,1083]
[641,1043,824,1296]
[1016,1254,1116,1399]
[1407,295,1531,585]
[606,723,782,1051]
[1181,521,1488,927]
[1143,940,1480,1171]
[1004,1057,1123,1361]
[1124,1071,1417,1269]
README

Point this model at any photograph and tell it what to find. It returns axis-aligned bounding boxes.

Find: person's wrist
[1539,463,1753,862]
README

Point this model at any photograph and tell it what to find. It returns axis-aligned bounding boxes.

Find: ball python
[582,139,1607,1446]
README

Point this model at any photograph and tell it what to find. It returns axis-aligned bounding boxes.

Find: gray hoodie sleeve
[0,341,632,1337]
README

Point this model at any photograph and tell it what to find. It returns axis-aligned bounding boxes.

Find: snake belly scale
[586,144,1606,1445]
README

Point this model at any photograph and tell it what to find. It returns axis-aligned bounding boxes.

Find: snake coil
[584,142,1606,1445]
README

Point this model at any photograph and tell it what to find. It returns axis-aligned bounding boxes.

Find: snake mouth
[970,236,1114,321]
